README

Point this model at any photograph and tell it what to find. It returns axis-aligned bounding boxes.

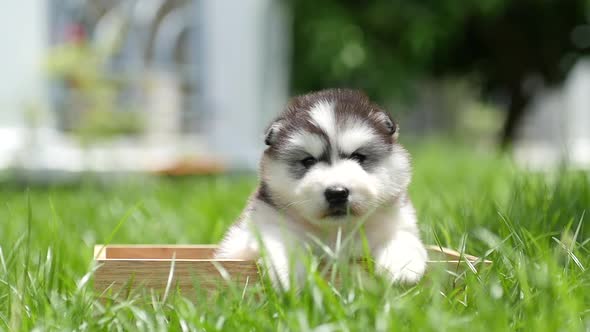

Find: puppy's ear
[372,111,398,139]
[264,120,283,146]
[385,117,399,140]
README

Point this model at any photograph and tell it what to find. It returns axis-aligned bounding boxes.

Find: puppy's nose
[324,186,349,205]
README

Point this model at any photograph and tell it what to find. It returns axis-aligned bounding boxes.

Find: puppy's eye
[350,152,366,164]
[301,157,317,169]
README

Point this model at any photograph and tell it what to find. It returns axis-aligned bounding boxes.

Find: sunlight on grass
[0,143,588,330]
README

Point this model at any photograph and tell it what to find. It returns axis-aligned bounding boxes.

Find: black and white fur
[215,89,427,288]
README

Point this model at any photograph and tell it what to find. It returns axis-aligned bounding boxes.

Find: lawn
[0,142,588,331]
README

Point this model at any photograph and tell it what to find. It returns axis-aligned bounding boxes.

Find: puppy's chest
[249,200,399,256]
[299,225,390,258]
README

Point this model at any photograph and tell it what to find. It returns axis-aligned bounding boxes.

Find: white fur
[216,196,427,288]
[309,102,378,155]
[216,99,427,289]
[337,119,378,155]
[287,132,326,158]
[309,100,336,139]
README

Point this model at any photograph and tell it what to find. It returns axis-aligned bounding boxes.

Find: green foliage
[291,1,499,98]
[290,0,589,102]
[0,143,588,330]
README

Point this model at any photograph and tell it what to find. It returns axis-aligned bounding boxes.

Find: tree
[289,0,590,147]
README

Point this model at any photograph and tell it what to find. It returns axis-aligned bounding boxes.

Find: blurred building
[514,59,590,170]
[0,0,289,174]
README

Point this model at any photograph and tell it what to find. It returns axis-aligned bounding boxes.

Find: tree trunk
[500,86,529,148]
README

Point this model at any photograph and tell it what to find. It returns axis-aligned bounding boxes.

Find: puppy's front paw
[259,257,291,290]
[375,245,427,284]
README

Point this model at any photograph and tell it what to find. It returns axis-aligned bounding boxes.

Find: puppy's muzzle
[324,186,350,216]
[324,186,349,204]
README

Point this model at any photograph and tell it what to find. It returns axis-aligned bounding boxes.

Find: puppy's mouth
[326,207,348,218]
[322,204,359,219]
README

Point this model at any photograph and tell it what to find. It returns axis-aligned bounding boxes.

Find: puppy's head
[259,89,411,224]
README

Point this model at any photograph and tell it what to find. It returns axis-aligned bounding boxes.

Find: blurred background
[2,2,590,328]
[1,0,590,178]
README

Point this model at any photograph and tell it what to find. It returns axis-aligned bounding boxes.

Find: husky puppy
[215,89,427,288]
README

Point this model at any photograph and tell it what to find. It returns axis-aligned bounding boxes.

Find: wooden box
[93,244,491,298]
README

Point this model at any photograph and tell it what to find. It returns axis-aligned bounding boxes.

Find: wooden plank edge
[94,244,493,265]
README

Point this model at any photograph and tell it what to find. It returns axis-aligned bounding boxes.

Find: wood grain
[94,259,259,299]
[93,244,492,299]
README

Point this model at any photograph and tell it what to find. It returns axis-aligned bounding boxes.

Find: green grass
[1,142,588,331]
